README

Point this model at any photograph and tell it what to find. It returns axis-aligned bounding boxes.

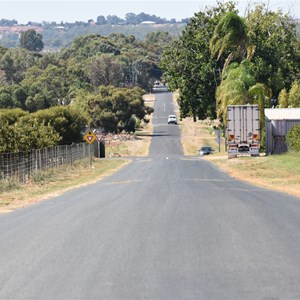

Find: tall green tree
[289,80,300,107]
[216,61,271,125]
[87,54,124,88]
[210,11,249,76]
[19,29,44,52]
[72,86,153,133]
[278,88,289,108]
[247,4,300,97]
[0,48,38,84]
[161,2,236,121]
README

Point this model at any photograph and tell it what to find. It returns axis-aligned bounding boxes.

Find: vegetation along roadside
[178,106,300,199]
[0,159,129,213]
[0,93,154,213]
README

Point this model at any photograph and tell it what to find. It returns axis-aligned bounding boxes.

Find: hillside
[0,23,187,51]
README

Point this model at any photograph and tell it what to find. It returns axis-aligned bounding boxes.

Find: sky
[0,0,299,24]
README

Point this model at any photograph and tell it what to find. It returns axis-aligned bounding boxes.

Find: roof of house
[265,108,300,120]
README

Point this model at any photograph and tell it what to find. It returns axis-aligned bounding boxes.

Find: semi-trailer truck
[227,105,260,158]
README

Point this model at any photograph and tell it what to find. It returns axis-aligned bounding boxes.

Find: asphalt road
[1,92,300,299]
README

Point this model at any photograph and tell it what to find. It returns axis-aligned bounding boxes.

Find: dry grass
[181,118,225,156]
[104,93,154,158]
[172,91,225,156]
[205,154,300,198]
[0,159,129,213]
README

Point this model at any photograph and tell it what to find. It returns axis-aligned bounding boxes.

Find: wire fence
[0,143,97,184]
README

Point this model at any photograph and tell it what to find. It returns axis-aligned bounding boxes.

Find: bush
[287,124,300,152]
[31,169,56,185]
[0,178,20,193]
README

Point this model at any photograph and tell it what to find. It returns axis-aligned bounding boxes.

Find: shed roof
[265,108,300,120]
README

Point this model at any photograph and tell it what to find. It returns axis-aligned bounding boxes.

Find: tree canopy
[19,29,44,52]
[161,1,300,126]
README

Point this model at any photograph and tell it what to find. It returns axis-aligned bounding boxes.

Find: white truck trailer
[227,105,260,158]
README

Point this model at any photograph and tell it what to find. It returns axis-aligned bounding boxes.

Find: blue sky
[0,0,299,24]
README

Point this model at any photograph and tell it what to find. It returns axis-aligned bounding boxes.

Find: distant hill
[0,23,187,51]
[0,12,188,50]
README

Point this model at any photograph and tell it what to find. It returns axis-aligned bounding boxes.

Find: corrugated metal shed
[265,108,300,155]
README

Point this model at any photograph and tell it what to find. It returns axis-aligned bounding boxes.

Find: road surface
[1,92,300,299]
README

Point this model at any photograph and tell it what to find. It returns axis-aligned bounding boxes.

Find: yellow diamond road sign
[83,131,97,144]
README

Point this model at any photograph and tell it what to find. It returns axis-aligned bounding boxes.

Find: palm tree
[210,12,251,77]
[216,61,271,125]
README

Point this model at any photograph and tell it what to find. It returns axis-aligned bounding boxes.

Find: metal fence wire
[0,143,96,184]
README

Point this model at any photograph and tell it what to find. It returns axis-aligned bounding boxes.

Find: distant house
[0,25,42,34]
[53,26,66,30]
[264,108,300,155]
[141,21,156,25]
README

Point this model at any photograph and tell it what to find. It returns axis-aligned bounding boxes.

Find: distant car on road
[168,115,177,124]
[199,146,213,156]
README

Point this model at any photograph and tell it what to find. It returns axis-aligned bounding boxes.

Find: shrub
[0,178,20,193]
[287,124,300,152]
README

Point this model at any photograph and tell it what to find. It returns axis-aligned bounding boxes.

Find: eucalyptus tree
[32,106,87,144]
[72,86,153,133]
[21,64,69,111]
[87,54,124,88]
[246,4,300,97]
[0,109,61,153]
[0,48,38,84]
[19,29,44,52]
[14,118,61,151]
[161,2,236,121]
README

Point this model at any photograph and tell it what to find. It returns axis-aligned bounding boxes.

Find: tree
[161,2,235,121]
[289,80,300,107]
[0,109,60,152]
[21,64,69,111]
[210,12,249,76]
[0,48,38,84]
[72,86,153,133]
[14,118,61,151]
[19,29,44,52]
[216,61,271,124]
[96,15,107,25]
[247,5,300,97]
[287,125,300,152]
[106,15,123,25]
[0,86,14,108]
[32,106,87,144]
[87,54,124,88]
[278,88,289,108]
[12,86,27,109]
[125,13,138,25]
[0,108,29,124]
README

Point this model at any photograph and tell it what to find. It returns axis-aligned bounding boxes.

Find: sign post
[96,133,104,158]
[83,130,97,167]
[215,129,223,153]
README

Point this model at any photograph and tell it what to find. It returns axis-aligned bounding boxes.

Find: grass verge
[206,152,300,198]
[0,158,129,213]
